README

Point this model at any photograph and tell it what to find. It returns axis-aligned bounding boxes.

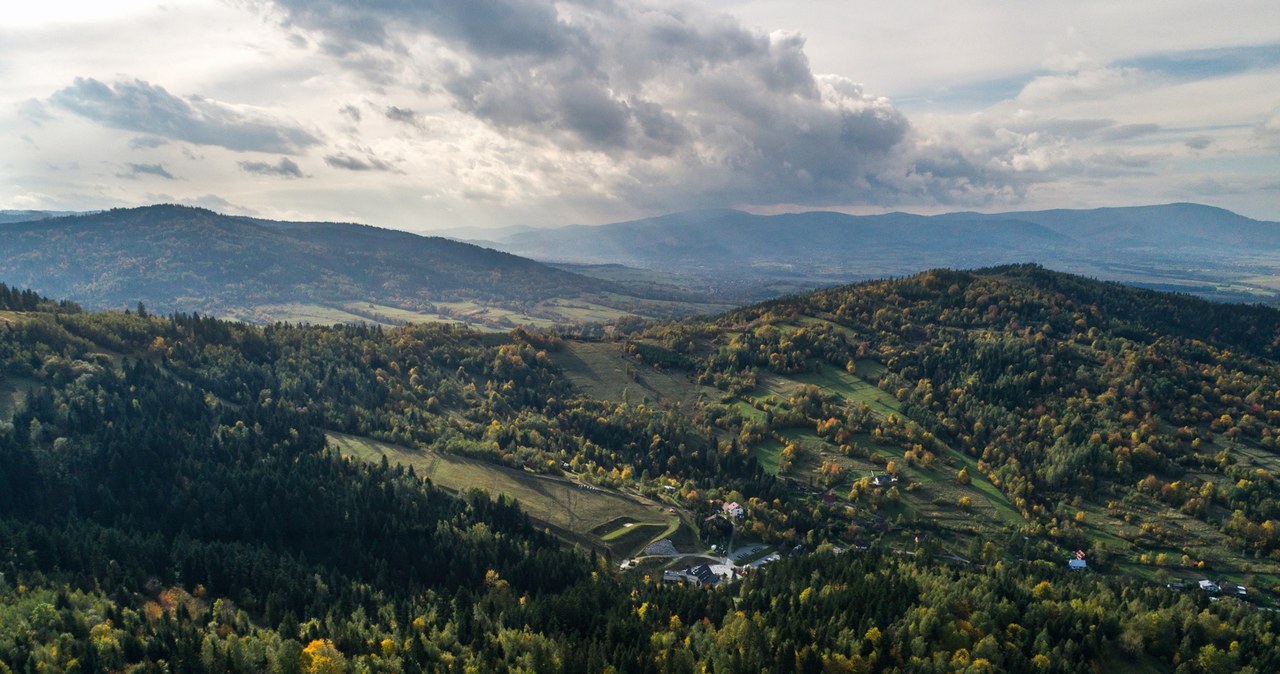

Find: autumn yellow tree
[301,639,348,674]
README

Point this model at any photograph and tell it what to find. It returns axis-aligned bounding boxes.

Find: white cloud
[48,78,321,154]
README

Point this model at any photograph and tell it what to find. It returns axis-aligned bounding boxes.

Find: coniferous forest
[3,267,1280,673]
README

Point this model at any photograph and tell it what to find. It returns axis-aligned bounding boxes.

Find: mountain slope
[0,205,722,325]
[3,274,1280,671]
[604,263,1280,584]
[953,202,1280,250]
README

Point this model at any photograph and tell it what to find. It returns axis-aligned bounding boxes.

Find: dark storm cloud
[264,0,995,206]
[270,0,577,58]
[324,152,396,171]
[238,157,305,178]
[119,163,175,180]
[49,78,320,154]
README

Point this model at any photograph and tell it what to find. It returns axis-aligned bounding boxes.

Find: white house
[722,501,744,518]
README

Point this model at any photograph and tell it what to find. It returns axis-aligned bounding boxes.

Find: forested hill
[0,205,714,326]
[4,272,1280,672]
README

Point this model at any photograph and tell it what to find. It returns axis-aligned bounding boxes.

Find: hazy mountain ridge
[0,209,84,224]
[0,204,700,323]
[487,203,1280,302]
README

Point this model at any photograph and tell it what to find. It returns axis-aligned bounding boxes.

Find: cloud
[18,99,51,124]
[1098,123,1160,142]
[384,105,423,127]
[339,104,362,122]
[119,163,176,180]
[1015,68,1146,104]
[324,152,396,171]
[129,136,169,150]
[1185,135,1213,150]
[270,0,577,59]
[238,157,305,178]
[48,77,321,154]
[264,0,932,207]
[1259,109,1280,149]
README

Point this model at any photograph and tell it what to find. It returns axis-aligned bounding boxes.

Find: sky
[3,0,1279,232]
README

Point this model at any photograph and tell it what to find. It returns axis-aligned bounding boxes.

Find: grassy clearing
[247,303,373,325]
[592,516,639,536]
[752,439,783,475]
[796,316,859,339]
[732,401,766,423]
[853,359,887,380]
[0,376,38,419]
[339,302,469,327]
[755,356,1023,529]
[790,366,903,417]
[328,432,678,547]
[1222,441,1280,474]
[432,301,561,329]
[592,292,734,318]
[602,522,667,552]
[946,451,1024,526]
[553,341,713,405]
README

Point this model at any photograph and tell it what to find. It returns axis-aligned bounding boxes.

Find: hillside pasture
[242,303,379,325]
[790,365,903,417]
[329,432,679,553]
[553,341,712,405]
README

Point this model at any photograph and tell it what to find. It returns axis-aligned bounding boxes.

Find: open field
[230,292,729,331]
[553,341,715,405]
[790,365,903,416]
[328,431,683,556]
[541,299,636,323]
[751,439,784,475]
[240,303,381,325]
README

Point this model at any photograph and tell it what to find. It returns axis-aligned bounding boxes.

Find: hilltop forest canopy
[2,267,1280,672]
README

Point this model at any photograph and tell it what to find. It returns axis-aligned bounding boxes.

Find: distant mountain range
[479,203,1280,303]
[0,209,84,224]
[0,205,717,326]
[5,202,1278,326]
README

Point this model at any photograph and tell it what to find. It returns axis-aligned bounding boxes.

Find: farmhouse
[722,501,744,518]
